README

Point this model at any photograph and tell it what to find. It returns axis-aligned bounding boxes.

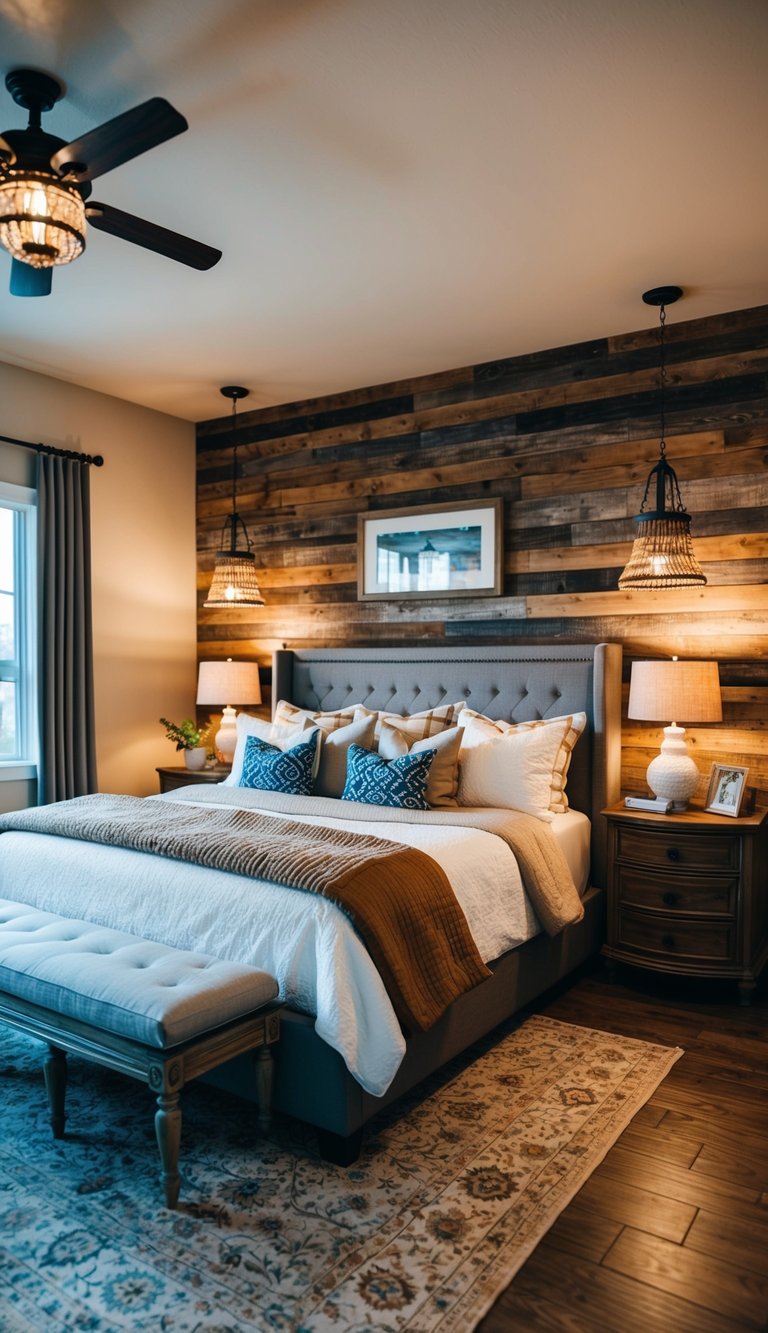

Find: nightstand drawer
[615,824,740,872]
[618,910,734,962]
[616,867,738,917]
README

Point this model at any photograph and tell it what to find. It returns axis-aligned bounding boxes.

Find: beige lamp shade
[196,659,262,707]
[196,659,262,765]
[628,659,722,723]
[628,659,721,809]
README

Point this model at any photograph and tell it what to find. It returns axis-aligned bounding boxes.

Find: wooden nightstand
[603,801,768,1004]
[156,766,230,793]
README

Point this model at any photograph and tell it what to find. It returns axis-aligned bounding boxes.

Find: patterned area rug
[0,1014,681,1331]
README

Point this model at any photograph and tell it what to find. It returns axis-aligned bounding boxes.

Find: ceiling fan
[0,68,222,296]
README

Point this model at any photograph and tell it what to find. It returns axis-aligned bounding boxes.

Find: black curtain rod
[0,432,104,467]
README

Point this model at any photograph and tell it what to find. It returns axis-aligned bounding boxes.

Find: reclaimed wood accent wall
[197,302,768,805]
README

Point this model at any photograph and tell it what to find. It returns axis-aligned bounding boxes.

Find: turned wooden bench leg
[44,1044,67,1139]
[254,1044,274,1133]
[154,1090,183,1209]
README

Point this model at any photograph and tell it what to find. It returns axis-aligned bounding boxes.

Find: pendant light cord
[658,301,667,458]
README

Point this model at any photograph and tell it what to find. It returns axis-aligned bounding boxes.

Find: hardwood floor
[477,964,768,1332]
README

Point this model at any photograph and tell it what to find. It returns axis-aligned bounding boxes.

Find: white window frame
[0,479,37,778]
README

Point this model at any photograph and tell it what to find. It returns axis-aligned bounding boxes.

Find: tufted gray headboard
[272,643,622,887]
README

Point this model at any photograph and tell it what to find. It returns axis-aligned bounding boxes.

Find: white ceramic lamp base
[214,705,238,766]
[646,724,700,809]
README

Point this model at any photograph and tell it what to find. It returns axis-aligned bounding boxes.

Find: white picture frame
[703,763,749,817]
[357,499,503,600]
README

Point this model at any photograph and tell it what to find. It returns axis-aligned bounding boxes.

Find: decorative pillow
[239,730,320,796]
[458,709,586,812]
[378,719,462,807]
[341,743,435,810]
[457,714,573,820]
[223,712,313,786]
[273,699,361,734]
[360,701,465,743]
[313,713,378,798]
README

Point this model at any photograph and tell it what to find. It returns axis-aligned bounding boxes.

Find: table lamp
[627,658,722,809]
[196,658,262,765]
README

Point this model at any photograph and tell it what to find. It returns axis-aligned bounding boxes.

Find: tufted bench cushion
[0,899,278,1047]
[0,897,281,1208]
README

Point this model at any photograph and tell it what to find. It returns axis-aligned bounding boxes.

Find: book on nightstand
[623,796,674,813]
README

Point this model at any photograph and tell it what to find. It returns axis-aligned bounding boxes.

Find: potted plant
[159,717,211,771]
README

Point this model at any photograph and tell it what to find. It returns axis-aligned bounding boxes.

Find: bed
[0,643,622,1163]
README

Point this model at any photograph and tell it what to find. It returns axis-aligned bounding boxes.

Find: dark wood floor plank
[503,1251,753,1333]
[690,1143,768,1191]
[596,1148,763,1213]
[615,1121,703,1167]
[602,1227,768,1326]
[574,1172,697,1242]
[655,1108,768,1162]
[685,1207,768,1274]
[536,1202,622,1262]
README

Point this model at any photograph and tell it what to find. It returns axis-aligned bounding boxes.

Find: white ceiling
[0,0,766,423]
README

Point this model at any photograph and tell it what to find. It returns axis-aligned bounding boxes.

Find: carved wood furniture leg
[44,1044,67,1139]
[254,1044,274,1133]
[155,1090,183,1210]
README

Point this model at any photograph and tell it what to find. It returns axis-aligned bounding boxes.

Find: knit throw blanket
[0,794,491,1033]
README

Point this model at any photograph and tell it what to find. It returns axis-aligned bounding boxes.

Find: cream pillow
[457,714,573,820]
[313,713,377,798]
[223,712,314,786]
[458,708,586,812]
[378,720,462,807]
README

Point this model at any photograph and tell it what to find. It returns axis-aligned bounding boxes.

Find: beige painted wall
[0,361,196,809]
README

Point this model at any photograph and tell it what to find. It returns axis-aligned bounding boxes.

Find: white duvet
[0,791,589,1096]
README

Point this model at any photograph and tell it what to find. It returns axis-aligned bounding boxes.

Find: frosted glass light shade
[628,659,722,809]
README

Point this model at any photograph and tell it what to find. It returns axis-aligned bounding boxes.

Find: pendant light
[618,287,706,590]
[203,385,265,608]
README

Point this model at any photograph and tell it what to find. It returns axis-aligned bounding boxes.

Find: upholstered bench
[0,898,281,1208]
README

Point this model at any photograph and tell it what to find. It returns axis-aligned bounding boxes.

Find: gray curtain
[37,454,97,803]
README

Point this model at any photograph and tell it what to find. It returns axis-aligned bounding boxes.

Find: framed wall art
[357,498,503,600]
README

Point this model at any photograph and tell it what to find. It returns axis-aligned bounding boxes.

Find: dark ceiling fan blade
[86,201,221,270]
[10,259,52,296]
[50,97,187,183]
[0,135,16,165]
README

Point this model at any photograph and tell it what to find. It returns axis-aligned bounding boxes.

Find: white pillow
[457,714,572,820]
[223,712,313,786]
[458,709,586,812]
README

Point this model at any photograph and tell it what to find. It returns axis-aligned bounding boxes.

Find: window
[0,481,36,770]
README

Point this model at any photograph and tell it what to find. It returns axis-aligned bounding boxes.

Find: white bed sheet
[0,798,590,1097]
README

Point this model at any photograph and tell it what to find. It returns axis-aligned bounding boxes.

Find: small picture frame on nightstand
[704,763,749,817]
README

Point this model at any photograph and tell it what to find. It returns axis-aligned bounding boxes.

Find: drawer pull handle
[662,891,678,907]
[666,847,681,862]
[662,933,675,949]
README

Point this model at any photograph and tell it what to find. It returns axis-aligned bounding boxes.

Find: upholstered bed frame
[215,643,623,1161]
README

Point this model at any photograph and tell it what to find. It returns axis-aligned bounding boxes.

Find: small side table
[156,766,230,794]
[603,801,768,1004]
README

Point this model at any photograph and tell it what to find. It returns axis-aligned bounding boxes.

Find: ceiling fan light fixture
[203,386,265,610]
[0,170,86,267]
[618,286,707,591]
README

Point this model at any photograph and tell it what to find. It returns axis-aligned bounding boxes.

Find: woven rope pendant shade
[618,286,707,591]
[618,513,706,589]
[203,384,265,609]
[204,551,264,607]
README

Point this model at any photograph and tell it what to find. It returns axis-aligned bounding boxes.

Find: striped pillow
[273,699,361,734]
[458,709,586,812]
[360,701,465,743]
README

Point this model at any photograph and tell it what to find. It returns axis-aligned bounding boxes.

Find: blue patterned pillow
[341,743,435,810]
[239,730,319,795]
